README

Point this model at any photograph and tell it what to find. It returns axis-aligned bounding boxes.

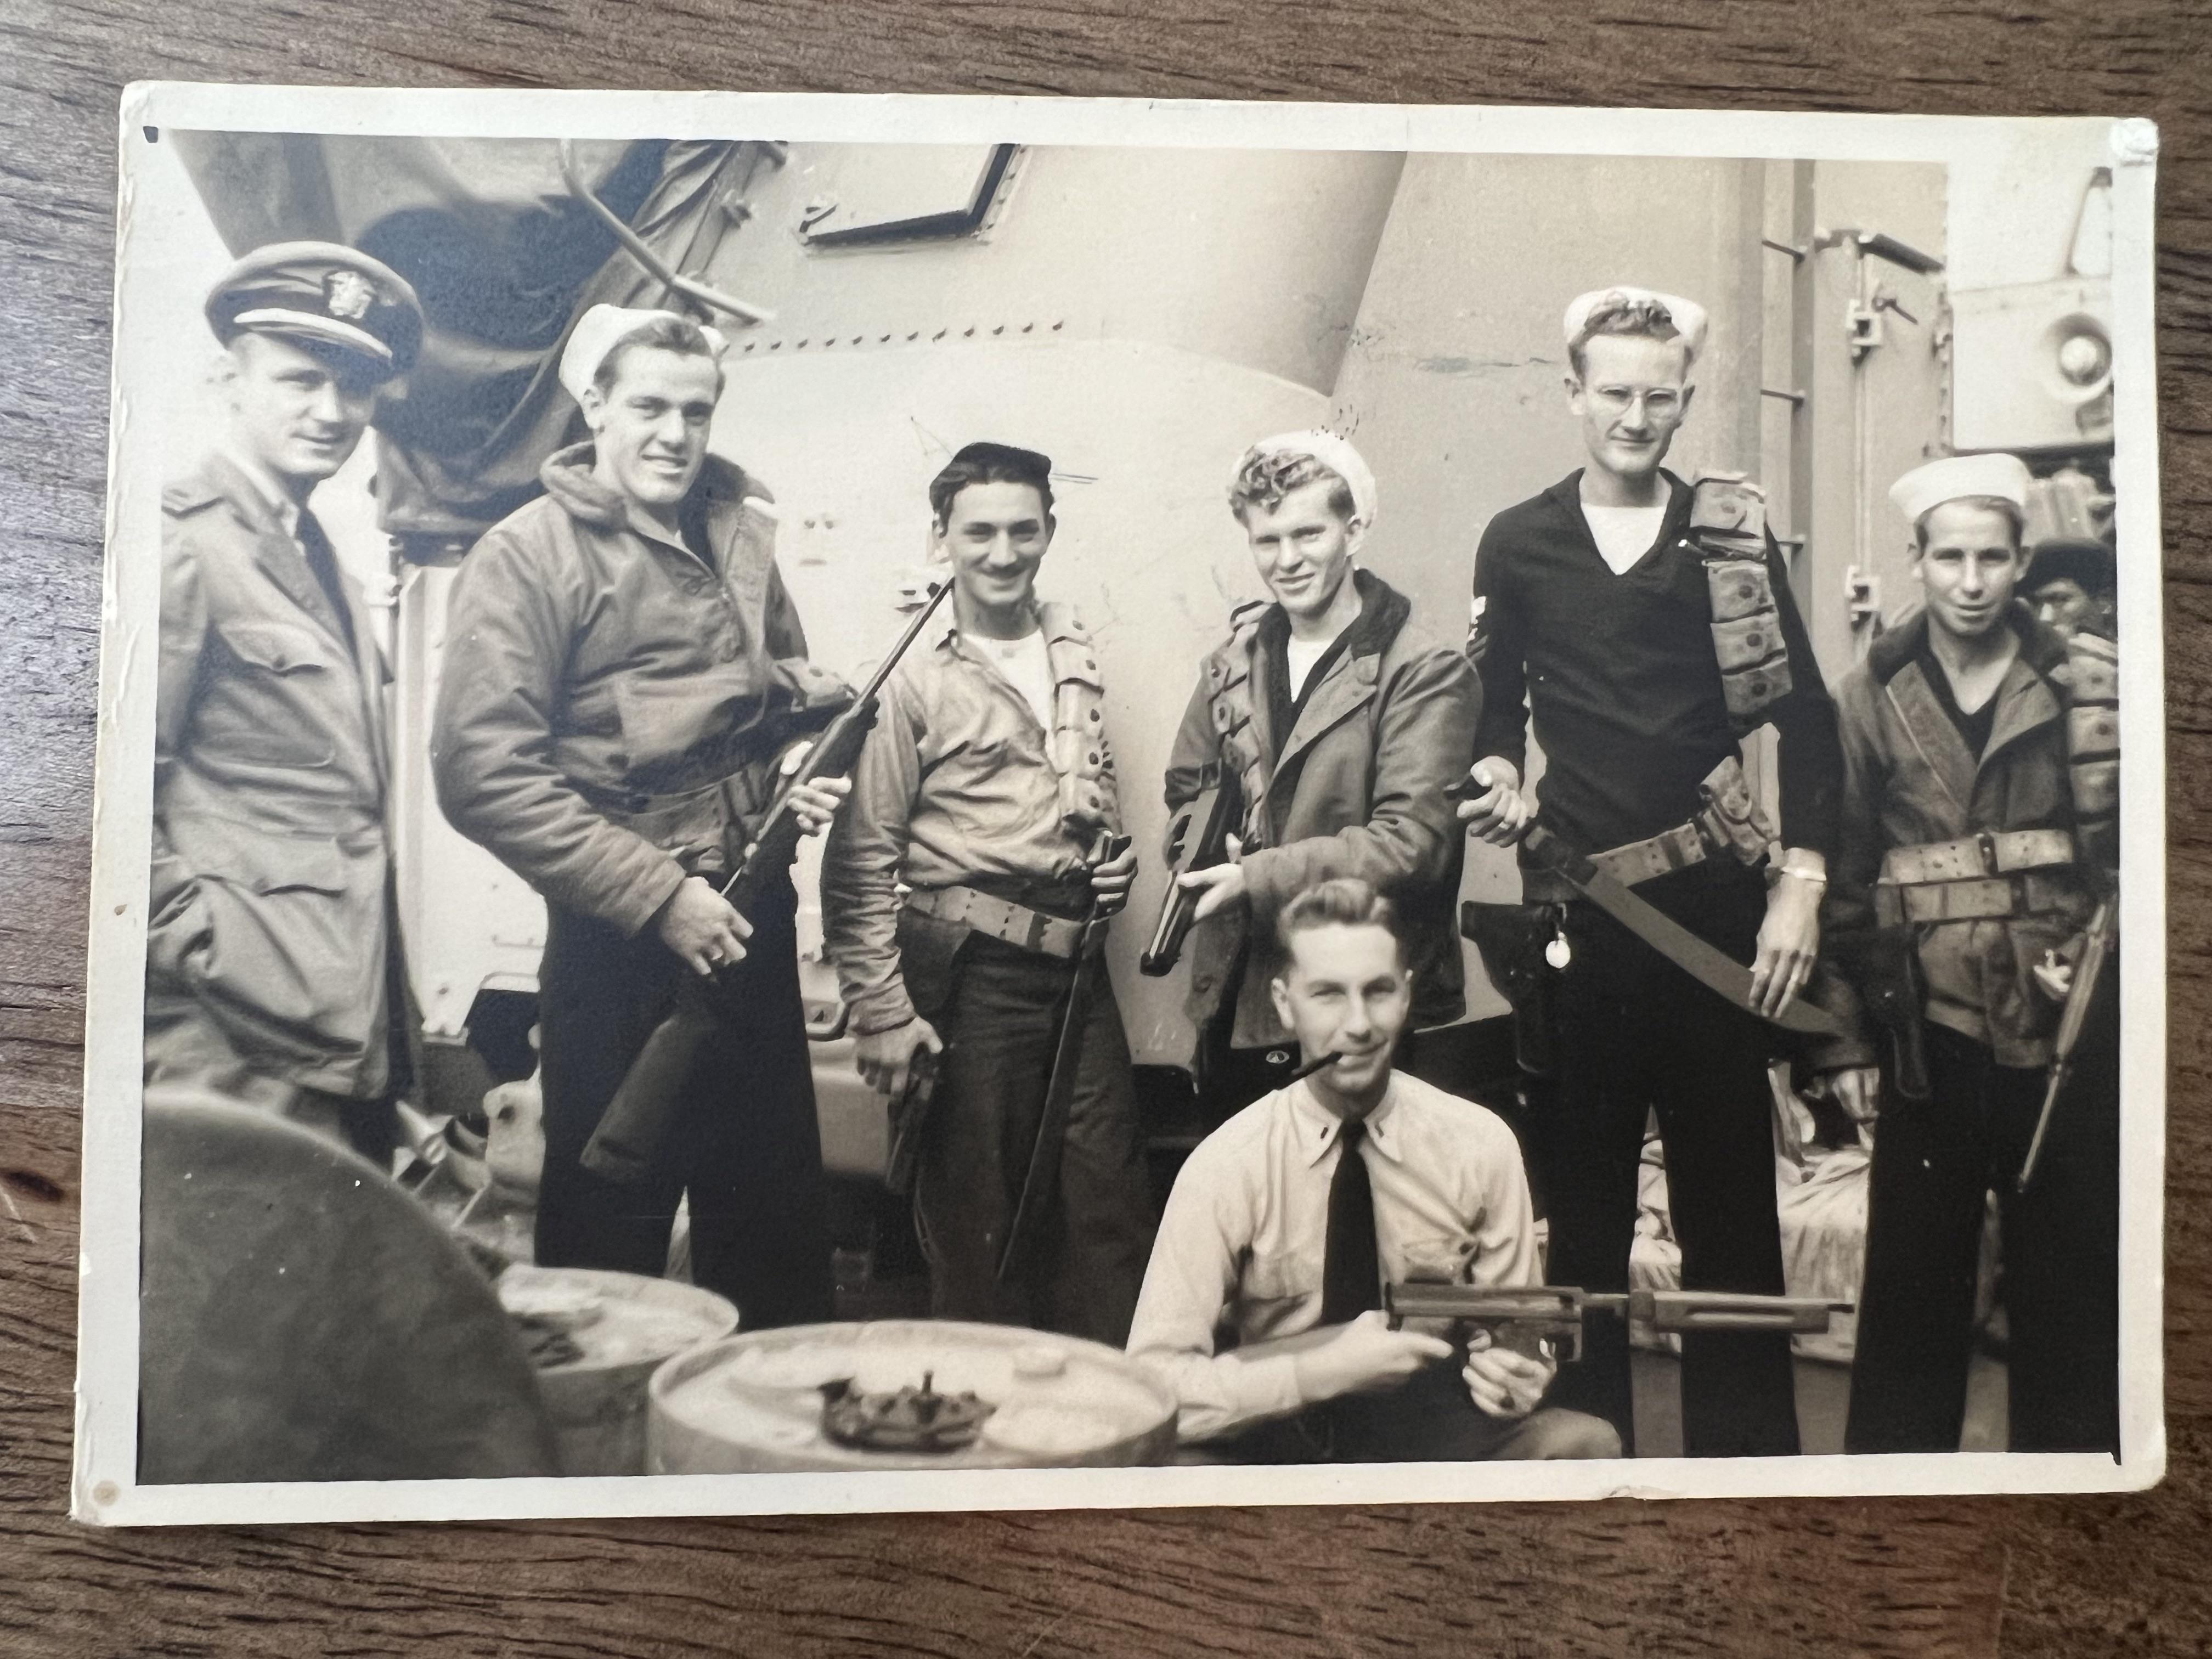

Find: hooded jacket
[432,444,845,936]
[1164,570,1479,1053]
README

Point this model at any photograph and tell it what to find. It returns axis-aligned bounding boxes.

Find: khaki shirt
[820,604,1119,1037]
[1126,1072,1537,1443]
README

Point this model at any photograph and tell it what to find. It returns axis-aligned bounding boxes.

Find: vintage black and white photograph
[75,89,2164,1525]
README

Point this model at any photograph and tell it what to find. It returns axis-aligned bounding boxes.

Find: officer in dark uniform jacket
[148,243,425,1163]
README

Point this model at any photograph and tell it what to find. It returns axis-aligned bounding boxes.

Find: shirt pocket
[222,619,333,677]
[1395,1233,1481,1286]
[204,620,343,768]
[1240,1245,1319,1310]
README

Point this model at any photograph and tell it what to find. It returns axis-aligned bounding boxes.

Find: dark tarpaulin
[172,133,747,542]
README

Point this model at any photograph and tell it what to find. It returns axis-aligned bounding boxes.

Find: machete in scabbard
[1520,823,1847,1037]
[2017,894,2117,1195]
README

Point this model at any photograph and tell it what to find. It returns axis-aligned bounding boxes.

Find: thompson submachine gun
[581,579,953,1187]
[1139,768,1242,977]
[1382,1282,1853,1363]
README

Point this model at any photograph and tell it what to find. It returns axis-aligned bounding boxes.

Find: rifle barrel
[851,580,951,712]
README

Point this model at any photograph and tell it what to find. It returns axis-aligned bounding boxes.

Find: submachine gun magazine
[580,580,953,1188]
[1139,770,1242,977]
[1383,1282,1853,1364]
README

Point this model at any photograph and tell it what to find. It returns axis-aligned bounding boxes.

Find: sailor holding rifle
[820,442,1154,1344]
[433,304,850,1327]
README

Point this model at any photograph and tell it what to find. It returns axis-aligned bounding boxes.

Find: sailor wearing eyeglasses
[1453,286,1845,1458]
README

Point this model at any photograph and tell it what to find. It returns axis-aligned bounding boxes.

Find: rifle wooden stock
[579,582,952,1188]
[1140,772,1240,977]
[577,988,722,1186]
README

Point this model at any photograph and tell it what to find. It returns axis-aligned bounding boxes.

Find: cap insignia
[324,269,376,321]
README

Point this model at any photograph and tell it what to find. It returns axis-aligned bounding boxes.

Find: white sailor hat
[1888,453,2033,526]
[1562,286,1709,364]
[558,304,728,404]
[1233,430,1380,528]
[205,241,424,379]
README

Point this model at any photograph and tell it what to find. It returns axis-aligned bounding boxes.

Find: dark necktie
[297,507,358,656]
[1320,1115,1381,1323]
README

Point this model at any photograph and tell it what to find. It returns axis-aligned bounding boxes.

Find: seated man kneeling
[1127,877,1620,1462]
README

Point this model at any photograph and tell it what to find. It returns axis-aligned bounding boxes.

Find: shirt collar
[941,598,1079,661]
[219,442,304,540]
[1287,1074,1404,1167]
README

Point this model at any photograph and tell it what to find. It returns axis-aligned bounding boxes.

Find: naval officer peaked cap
[1888,452,2034,526]
[205,241,425,379]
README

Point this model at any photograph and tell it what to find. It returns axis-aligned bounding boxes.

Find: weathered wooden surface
[2,2,2207,1653]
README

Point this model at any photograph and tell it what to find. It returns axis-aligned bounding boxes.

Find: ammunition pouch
[1044,623,1113,834]
[1691,472,1794,732]
[1460,900,1564,1080]
[1199,603,1274,850]
[2065,631,2120,871]
[1532,755,1780,891]
[1873,829,2078,927]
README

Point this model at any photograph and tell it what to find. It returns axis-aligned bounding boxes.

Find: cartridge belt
[1525,816,1775,899]
[1873,829,2077,926]
[905,883,1101,960]
[1520,753,1780,901]
[1590,820,1714,886]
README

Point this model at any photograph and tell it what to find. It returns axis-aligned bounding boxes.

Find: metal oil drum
[497,1266,738,1476]
[647,1319,1180,1473]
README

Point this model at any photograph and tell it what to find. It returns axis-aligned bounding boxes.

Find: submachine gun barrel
[1383,1282,1853,1364]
